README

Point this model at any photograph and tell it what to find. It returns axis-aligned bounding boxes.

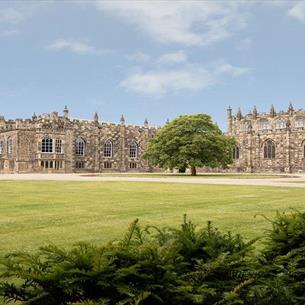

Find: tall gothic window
[240,121,251,132]
[42,136,53,153]
[0,140,3,155]
[232,146,240,160]
[104,140,112,158]
[259,120,270,131]
[275,120,286,129]
[75,138,85,156]
[264,140,275,159]
[7,137,13,155]
[55,139,62,154]
[295,117,305,128]
[129,141,138,158]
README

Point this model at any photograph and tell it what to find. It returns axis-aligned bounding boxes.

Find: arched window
[275,120,286,129]
[296,117,305,128]
[0,140,3,155]
[240,121,251,132]
[232,146,240,160]
[7,137,13,154]
[259,119,270,131]
[104,140,112,158]
[129,141,138,158]
[264,140,275,159]
[42,136,53,153]
[55,139,62,154]
[75,138,85,156]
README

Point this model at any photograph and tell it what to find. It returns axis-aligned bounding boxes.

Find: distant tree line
[1,210,305,305]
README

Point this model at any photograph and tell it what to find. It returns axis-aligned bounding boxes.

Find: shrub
[1,211,305,305]
[0,217,254,305]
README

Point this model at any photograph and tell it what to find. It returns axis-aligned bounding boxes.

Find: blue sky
[1,1,305,130]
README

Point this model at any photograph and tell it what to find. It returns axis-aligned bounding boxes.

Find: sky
[1,1,305,130]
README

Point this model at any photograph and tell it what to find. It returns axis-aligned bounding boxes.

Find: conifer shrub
[1,211,305,305]
[227,210,305,305]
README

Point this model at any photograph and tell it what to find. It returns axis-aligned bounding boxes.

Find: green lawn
[1,181,305,256]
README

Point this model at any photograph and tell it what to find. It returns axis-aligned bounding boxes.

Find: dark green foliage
[229,211,305,305]
[1,211,305,305]
[0,217,253,305]
[143,114,236,175]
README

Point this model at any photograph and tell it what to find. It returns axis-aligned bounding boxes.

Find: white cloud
[157,51,187,64]
[288,2,305,22]
[214,63,249,77]
[0,7,23,24]
[120,63,249,95]
[46,39,110,55]
[0,29,18,37]
[0,2,54,24]
[127,52,151,63]
[95,1,246,46]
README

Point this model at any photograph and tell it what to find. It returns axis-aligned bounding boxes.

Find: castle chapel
[0,107,157,173]
[228,103,305,173]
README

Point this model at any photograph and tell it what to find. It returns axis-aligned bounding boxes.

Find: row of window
[41,160,63,170]
[232,140,279,160]
[37,137,139,159]
[240,119,291,131]
[75,138,139,158]
[74,161,138,170]
[0,138,13,155]
[241,117,305,132]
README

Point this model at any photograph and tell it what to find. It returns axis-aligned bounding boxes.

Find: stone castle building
[228,103,305,173]
[0,107,157,173]
[3,103,305,174]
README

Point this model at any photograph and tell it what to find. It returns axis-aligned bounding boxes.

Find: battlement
[227,103,305,134]
[0,107,158,132]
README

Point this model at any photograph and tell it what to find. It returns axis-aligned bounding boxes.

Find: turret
[144,118,148,127]
[288,101,294,115]
[63,105,69,118]
[94,112,99,123]
[270,104,276,117]
[120,114,125,125]
[236,107,242,120]
[227,106,232,133]
[252,106,257,119]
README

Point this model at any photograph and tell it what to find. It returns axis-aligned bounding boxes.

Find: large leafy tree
[143,114,235,175]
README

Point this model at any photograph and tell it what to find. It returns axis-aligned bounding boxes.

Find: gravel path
[1,173,305,188]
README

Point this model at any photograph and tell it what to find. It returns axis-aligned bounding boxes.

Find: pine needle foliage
[1,211,305,305]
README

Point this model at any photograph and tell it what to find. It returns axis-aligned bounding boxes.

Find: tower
[63,105,69,118]
[227,106,232,133]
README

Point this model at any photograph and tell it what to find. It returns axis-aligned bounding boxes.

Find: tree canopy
[143,114,235,175]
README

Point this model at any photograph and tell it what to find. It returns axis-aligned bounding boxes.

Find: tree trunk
[191,166,196,176]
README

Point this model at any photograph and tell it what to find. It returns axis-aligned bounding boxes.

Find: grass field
[1,180,305,256]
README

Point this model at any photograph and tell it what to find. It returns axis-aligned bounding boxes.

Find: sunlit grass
[1,181,305,256]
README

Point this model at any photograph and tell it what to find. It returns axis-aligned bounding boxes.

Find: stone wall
[228,104,305,173]
[0,108,158,173]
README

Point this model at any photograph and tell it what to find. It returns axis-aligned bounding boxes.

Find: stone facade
[228,103,305,173]
[0,107,157,173]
